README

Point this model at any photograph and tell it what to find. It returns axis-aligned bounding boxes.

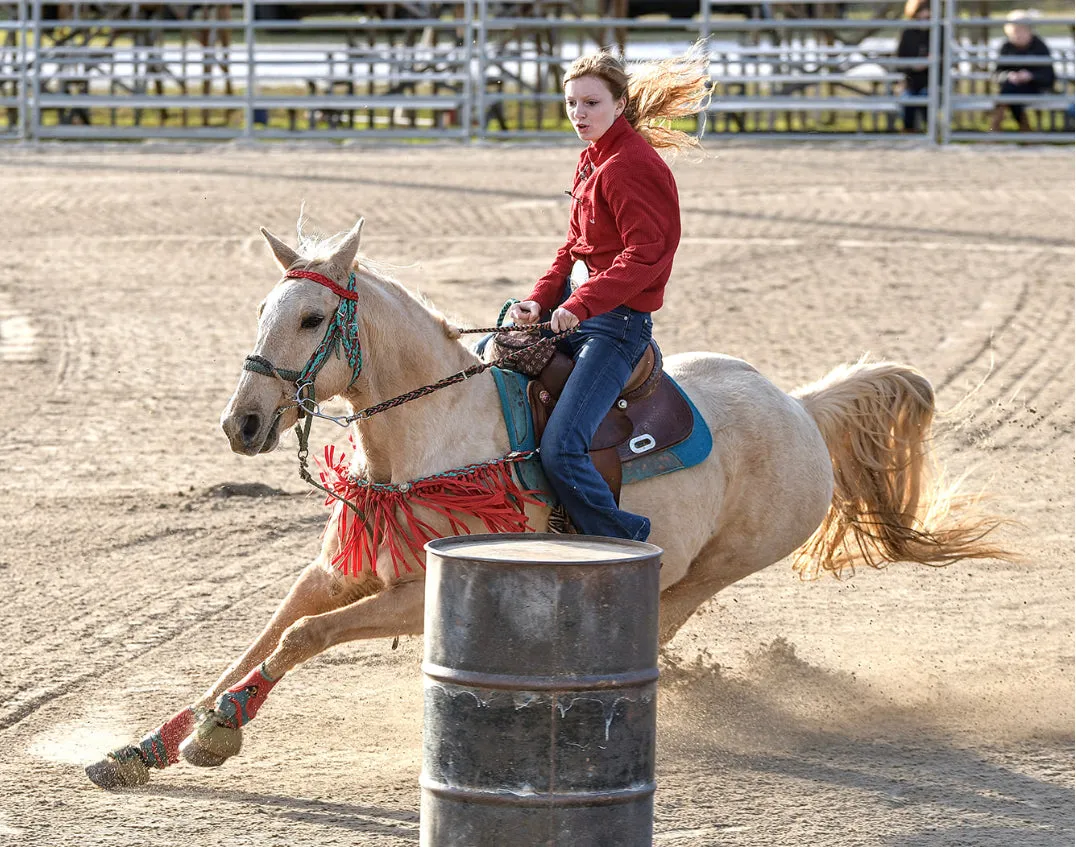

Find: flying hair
[564,41,712,153]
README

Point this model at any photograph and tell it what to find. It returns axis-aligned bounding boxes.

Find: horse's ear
[260,227,301,271]
[329,218,364,277]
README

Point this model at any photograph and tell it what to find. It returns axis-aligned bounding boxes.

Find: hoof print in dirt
[85,746,150,789]
[180,714,242,767]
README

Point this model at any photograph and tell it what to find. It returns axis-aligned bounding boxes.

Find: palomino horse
[86,219,1003,789]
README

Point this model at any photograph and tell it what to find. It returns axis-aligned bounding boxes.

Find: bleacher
[0,0,1071,142]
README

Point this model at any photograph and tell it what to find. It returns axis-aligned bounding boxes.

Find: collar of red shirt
[586,114,633,167]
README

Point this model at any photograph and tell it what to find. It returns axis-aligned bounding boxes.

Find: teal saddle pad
[490,366,712,504]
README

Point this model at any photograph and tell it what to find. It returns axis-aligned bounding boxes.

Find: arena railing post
[243,0,254,140]
[29,0,40,142]
[16,0,27,140]
[462,0,475,141]
[928,0,941,144]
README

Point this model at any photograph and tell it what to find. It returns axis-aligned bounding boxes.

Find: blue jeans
[902,86,928,131]
[540,299,653,541]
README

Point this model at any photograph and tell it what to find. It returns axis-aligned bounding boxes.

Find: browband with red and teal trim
[285,268,359,301]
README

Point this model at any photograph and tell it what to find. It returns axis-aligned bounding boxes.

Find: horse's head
[221,219,366,455]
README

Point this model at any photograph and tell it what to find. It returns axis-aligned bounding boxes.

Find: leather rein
[240,268,572,516]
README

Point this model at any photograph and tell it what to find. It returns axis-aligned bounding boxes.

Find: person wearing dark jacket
[991,11,1057,131]
[896,0,936,132]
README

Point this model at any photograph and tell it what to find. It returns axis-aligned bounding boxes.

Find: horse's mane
[295,223,462,343]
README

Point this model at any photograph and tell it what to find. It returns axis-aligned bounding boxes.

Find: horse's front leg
[262,577,426,680]
[195,562,359,707]
[175,576,424,772]
[85,561,349,789]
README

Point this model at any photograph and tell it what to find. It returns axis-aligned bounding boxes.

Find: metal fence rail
[944,0,1075,142]
[699,0,945,139]
[0,0,1072,143]
[0,1,27,138]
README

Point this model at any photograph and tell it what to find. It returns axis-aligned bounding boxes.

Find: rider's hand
[506,300,541,326]
[550,307,580,333]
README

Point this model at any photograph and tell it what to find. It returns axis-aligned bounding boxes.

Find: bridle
[243,268,363,412]
[240,268,573,517]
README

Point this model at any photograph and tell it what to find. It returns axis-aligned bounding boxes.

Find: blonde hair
[903,0,929,18]
[1005,8,1037,25]
[1006,8,1037,22]
[564,42,711,152]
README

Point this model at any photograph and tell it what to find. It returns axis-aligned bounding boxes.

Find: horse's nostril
[240,413,262,444]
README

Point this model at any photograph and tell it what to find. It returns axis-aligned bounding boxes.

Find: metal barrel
[421,533,662,847]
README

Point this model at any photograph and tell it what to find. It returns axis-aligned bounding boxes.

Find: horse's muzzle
[222,407,283,455]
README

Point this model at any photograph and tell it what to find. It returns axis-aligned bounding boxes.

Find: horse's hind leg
[658,538,768,646]
[86,562,352,789]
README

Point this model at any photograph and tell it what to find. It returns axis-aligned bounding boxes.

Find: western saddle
[527,340,694,503]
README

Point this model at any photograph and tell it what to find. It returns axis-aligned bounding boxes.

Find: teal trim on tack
[491,366,712,498]
[621,379,713,485]
[490,367,555,505]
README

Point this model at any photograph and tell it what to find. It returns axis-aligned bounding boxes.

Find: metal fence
[0,0,1072,142]
[943,0,1074,142]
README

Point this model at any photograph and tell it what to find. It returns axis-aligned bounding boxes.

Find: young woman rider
[506,47,709,541]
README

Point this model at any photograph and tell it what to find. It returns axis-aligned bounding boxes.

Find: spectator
[897,0,935,133]
[991,10,1056,131]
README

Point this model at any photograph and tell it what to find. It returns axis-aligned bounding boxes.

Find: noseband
[243,269,363,410]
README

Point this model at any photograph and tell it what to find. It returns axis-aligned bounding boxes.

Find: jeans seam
[552,346,625,498]
[541,305,652,541]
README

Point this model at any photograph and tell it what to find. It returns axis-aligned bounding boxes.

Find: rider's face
[565,76,626,144]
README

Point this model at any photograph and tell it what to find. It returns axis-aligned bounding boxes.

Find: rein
[241,267,573,523]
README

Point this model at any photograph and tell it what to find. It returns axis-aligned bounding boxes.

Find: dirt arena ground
[0,141,1072,846]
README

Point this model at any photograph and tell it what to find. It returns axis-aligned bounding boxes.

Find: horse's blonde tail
[791,358,1009,579]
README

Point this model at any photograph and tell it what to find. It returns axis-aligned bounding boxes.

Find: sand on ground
[0,141,1072,846]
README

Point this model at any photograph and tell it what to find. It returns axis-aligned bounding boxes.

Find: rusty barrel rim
[424,532,664,566]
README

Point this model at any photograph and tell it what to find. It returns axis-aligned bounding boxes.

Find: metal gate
[0,1,1072,143]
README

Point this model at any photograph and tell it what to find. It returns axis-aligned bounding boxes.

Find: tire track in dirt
[939,255,1073,454]
[0,289,75,453]
[935,279,1029,397]
[4,185,175,242]
[0,294,39,365]
[711,206,1069,251]
[0,497,326,734]
[0,551,293,733]
[985,281,1076,449]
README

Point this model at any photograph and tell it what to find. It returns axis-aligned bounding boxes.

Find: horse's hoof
[179,713,242,767]
[85,745,150,789]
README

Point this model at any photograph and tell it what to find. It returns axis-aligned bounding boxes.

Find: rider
[507,47,709,541]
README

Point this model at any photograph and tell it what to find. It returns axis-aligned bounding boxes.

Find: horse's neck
[342,275,508,483]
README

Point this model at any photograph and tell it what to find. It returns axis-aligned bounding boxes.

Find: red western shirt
[528,115,681,321]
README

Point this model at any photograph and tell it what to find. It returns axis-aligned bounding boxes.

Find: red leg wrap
[138,706,196,769]
[215,664,281,729]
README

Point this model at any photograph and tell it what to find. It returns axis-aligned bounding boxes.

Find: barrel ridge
[419,776,656,807]
[422,663,659,691]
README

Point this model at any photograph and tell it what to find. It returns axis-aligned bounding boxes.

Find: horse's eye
[301,314,325,330]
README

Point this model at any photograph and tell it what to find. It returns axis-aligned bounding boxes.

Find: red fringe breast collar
[317,443,545,578]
